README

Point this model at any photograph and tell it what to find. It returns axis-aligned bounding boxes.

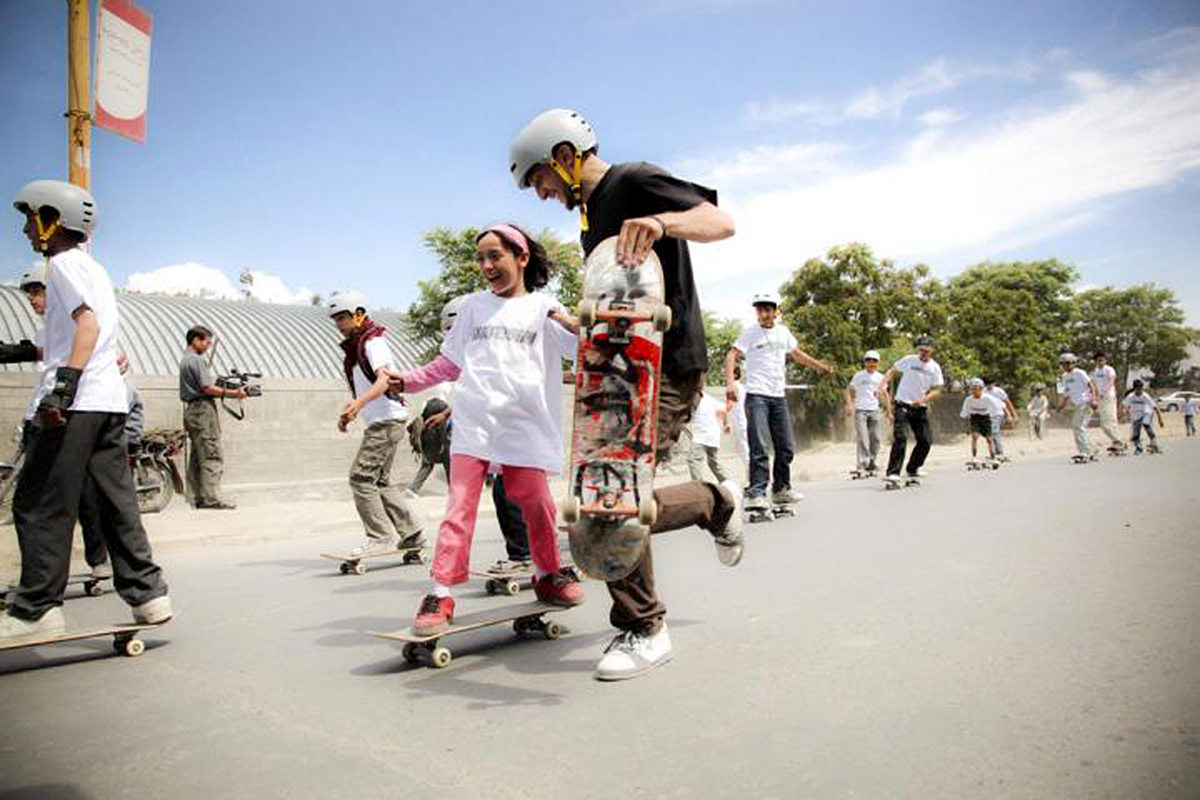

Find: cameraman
[179,325,243,510]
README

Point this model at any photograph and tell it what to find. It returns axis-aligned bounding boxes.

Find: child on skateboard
[1121,380,1165,454]
[1027,385,1049,440]
[329,293,425,558]
[1092,352,1125,452]
[845,350,889,476]
[961,378,1002,464]
[724,291,834,512]
[390,225,584,635]
[687,391,728,483]
[2,180,170,641]
[510,108,744,680]
[1055,353,1098,460]
[983,377,1017,461]
[879,336,944,487]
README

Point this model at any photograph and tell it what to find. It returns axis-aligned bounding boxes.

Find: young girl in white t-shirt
[393,224,584,634]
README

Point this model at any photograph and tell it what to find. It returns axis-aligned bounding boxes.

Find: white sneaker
[771,488,805,504]
[595,624,673,681]
[91,561,113,580]
[0,607,66,640]
[131,595,173,625]
[744,494,769,511]
[349,536,398,557]
[713,479,744,567]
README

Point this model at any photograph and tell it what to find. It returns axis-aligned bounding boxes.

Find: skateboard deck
[0,620,169,658]
[884,476,921,490]
[1071,454,1098,464]
[320,546,426,576]
[1,573,110,609]
[469,564,581,597]
[966,459,999,471]
[564,236,671,581]
[370,601,569,669]
[849,468,877,480]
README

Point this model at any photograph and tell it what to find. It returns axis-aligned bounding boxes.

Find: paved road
[1,445,1197,799]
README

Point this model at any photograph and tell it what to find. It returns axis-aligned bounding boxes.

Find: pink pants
[432,454,561,586]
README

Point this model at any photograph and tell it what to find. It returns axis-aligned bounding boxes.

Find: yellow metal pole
[66,0,92,190]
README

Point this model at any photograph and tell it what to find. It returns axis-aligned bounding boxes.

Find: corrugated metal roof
[0,287,429,378]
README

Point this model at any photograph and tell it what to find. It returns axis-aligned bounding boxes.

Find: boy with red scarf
[329,294,425,557]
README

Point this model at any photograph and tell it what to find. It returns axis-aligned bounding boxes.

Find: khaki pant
[1097,399,1121,444]
[606,370,736,635]
[184,399,224,505]
[1072,404,1095,455]
[350,420,422,542]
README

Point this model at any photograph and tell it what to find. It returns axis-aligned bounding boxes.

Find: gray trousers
[854,409,882,469]
[989,415,1006,455]
[1072,405,1094,455]
[350,420,422,542]
[687,442,728,483]
[184,398,224,505]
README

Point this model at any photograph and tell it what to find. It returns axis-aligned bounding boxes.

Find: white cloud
[917,108,962,127]
[682,30,1200,312]
[126,262,313,304]
[745,98,822,125]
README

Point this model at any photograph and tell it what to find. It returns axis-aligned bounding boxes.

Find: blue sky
[1,0,1198,327]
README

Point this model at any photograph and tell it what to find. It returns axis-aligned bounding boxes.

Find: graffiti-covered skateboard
[562,236,671,581]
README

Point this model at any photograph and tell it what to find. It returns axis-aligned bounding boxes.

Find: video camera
[215,367,263,420]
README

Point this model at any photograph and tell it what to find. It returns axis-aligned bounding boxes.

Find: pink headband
[484,224,529,257]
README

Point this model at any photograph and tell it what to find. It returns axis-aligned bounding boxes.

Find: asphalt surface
[1,444,1197,799]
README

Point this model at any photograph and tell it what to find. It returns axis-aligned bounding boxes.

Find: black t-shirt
[581,161,716,378]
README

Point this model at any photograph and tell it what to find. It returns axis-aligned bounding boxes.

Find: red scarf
[340,318,388,397]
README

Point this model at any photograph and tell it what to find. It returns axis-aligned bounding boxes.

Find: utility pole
[66,0,92,190]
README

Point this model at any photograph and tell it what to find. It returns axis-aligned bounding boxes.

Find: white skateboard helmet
[967,377,985,389]
[752,291,780,308]
[440,294,468,333]
[863,350,881,362]
[1058,352,1077,364]
[509,108,598,190]
[327,292,368,318]
[13,180,96,241]
[19,262,48,290]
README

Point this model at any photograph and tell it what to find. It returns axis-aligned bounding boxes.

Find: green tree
[703,311,742,384]
[406,226,583,357]
[1069,284,1197,389]
[943,260,1077,397]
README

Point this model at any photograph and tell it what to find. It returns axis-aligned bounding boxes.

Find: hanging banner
[94,0,153,143]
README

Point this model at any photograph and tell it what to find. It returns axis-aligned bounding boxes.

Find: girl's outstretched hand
[549,309,579,335]
[383,368,405,394]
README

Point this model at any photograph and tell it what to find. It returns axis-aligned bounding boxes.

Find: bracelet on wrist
[651,215,668,238]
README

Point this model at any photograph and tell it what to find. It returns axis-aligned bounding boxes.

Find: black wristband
[0,339,39,364]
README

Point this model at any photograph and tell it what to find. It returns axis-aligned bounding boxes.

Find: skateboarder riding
[1055,353,1098,460]
[1,180,171,640]
[390,224,585,636]
[1120,380,1164,454]
[961,378,1002,463]
[845,349,890,476]
[724,291,834,513]
[880,336,944,487]
[510,107,744,680]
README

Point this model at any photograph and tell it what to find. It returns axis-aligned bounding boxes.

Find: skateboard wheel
[352,562,367,576]
[85,581,105,597]
[339,563,350,575]
[485,580,498,596]
[638,496,657,527]
[544,621,562,640]
[430,646,452,668]
[122,637,145,657]
[652,304,672,332]
[579,300,596,329]
[562,495,579,524]
[401,642,422,664]
[505,580,520,597]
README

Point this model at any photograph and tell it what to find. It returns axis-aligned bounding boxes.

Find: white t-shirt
[1091,365,1117,401]
[24,328,47,422]
[1027,395,1048,418]
[1121,392,1156,423]
[961,393,1004,418]
[1185,398,1198,415]
[37,249,127,413]
[1058,368,1093,407]
[440,291,575,474]
[691,392,723,448]
[891,354,944,405]
[986,386,1009,417]
[735,323,797,398]
[849,369,885,411]
[353,336,408,427]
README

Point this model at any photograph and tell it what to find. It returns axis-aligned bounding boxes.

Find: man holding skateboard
[1,180,170,640]
[511,108,744,680]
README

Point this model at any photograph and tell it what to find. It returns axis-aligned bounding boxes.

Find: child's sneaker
[712,479,744,567]
[771,488,805,504]
[413,594,455,636]
[398,531,426,550]
[132,595,173,625]
[744,494,769,511]
[91,561,113,580]
[0,606,66,641]
[533,570,586,607]
[350,536,398,558]
[595,624,673,681]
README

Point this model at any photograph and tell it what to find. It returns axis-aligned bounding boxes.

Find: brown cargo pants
[184,398,225,506]
[350,420,422,542]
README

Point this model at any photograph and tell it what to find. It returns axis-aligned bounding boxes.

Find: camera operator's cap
[19,262,47,290]
[914,335,934,349]
[752,291,780,308]
[1058,352,1077,364]
[968,377,985,388]
[863,349,881,361]
[327,292,368,318]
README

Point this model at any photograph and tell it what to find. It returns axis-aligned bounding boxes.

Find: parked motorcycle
[132,427,186,514]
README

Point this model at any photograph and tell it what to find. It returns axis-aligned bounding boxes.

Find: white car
[1155,390,1200,412]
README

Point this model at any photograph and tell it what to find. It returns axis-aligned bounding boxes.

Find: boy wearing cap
[961,378,1003,464]
[844,350,890,476]
[1055,353,1098,460]
[1120,380,1165,454]
[725,292,834,511]
[879,336,944,486]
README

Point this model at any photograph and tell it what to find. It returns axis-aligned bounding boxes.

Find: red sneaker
[413,594,455,636]
[533,569,586,607]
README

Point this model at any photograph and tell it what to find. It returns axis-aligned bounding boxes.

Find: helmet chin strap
[549,153,588,232]
[33,215,59,254]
